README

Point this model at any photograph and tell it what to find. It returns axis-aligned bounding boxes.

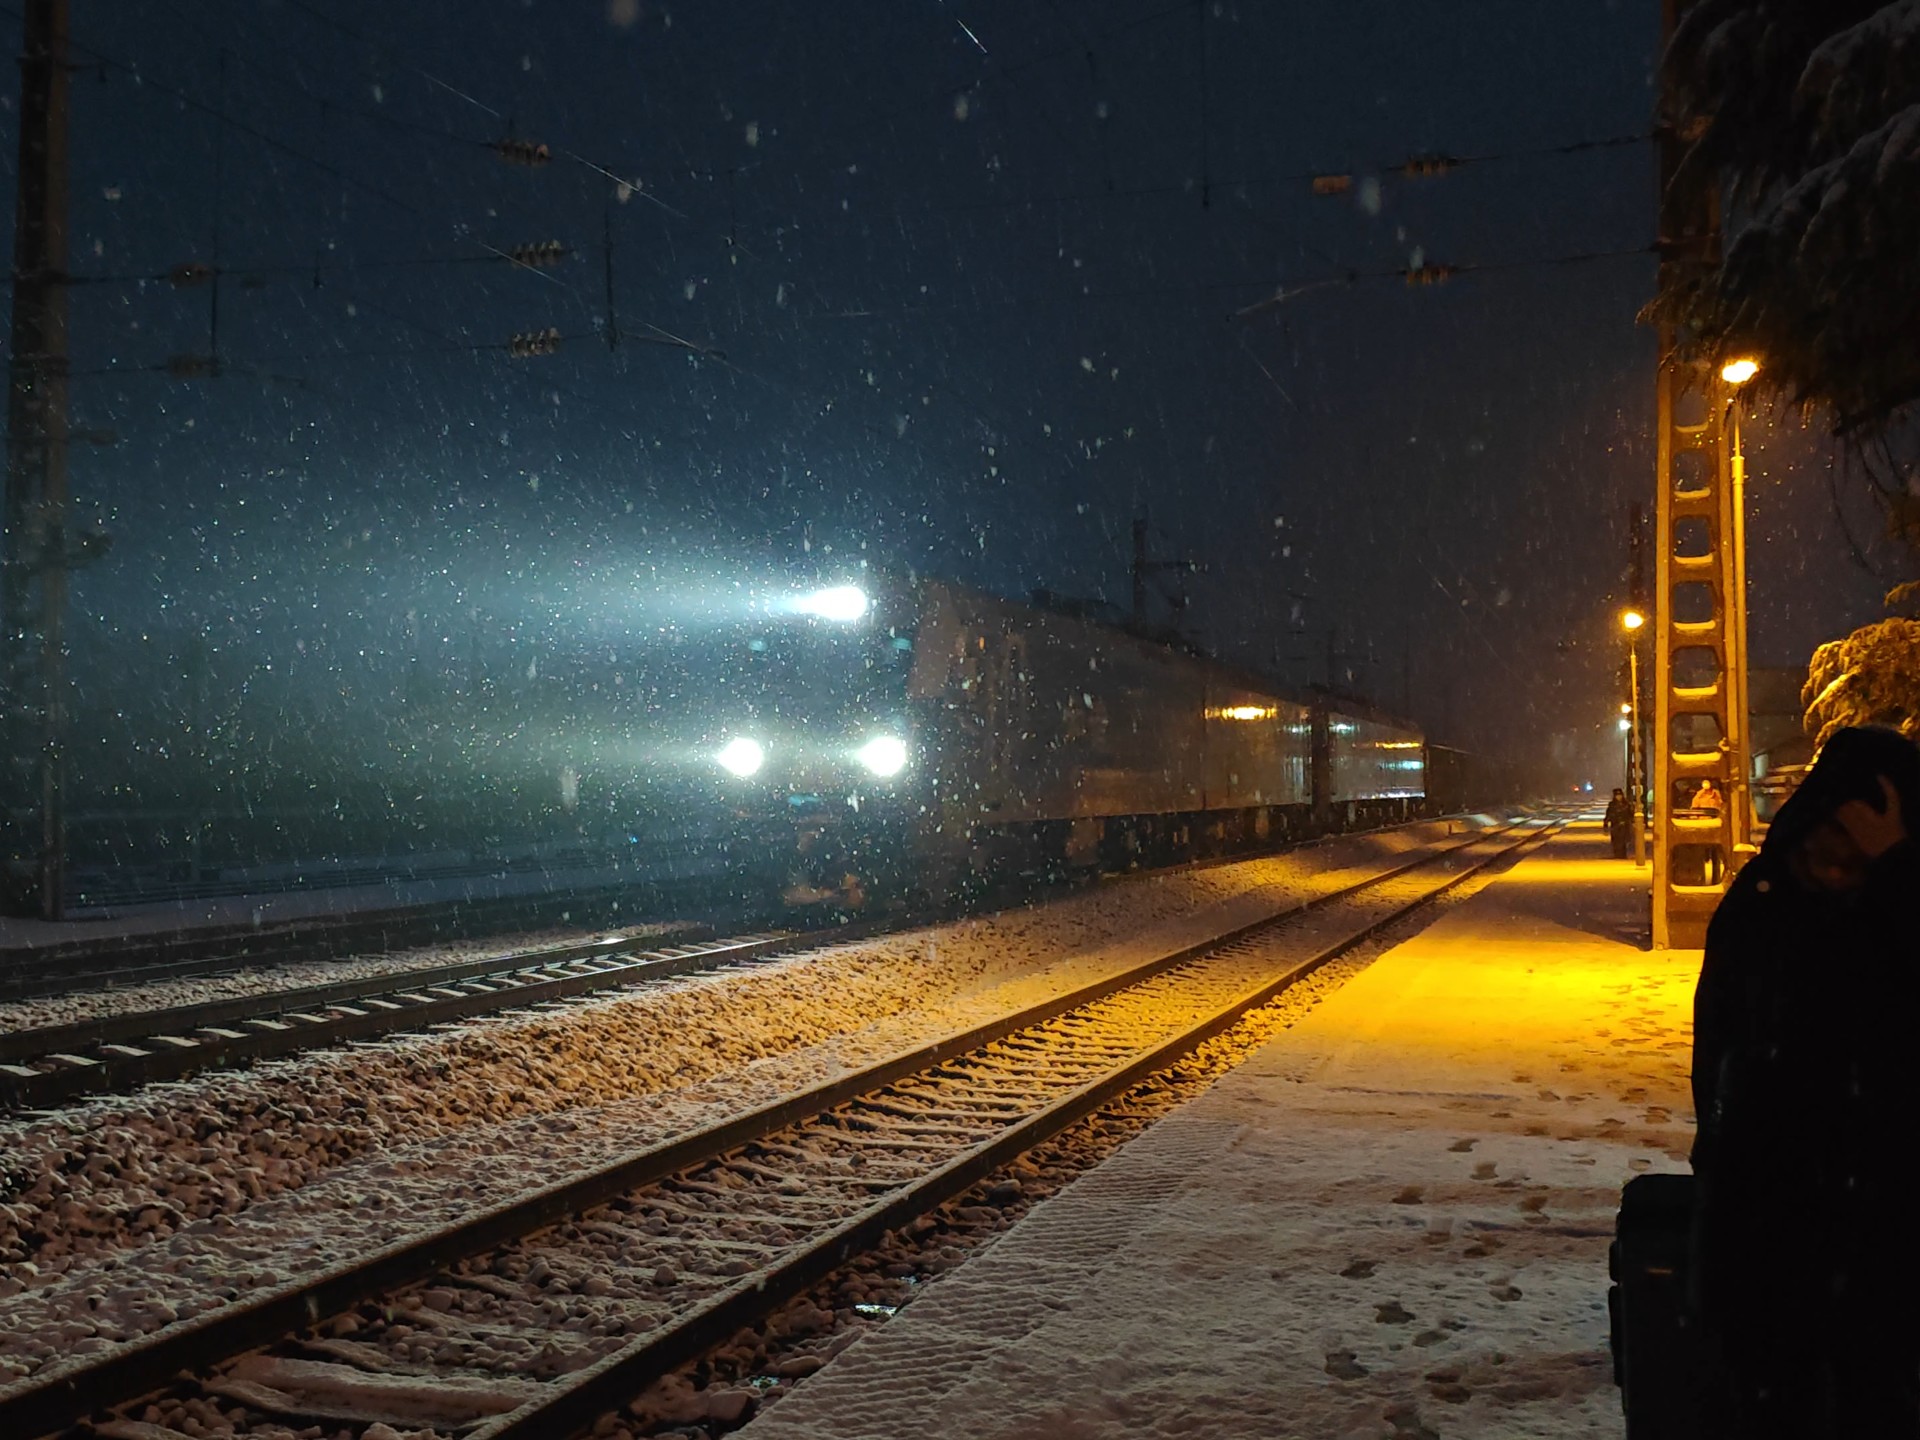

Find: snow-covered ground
[736,827,1692,1440]
[0,822,1464,1382]
[0,919,699,1033]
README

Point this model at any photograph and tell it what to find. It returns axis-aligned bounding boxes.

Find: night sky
[5,0,1903,785]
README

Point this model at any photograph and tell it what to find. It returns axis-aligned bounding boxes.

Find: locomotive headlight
[794,585,869,622]
[715,736,766,778]
[855,734,909,778]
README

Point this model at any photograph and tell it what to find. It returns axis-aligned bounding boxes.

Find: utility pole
[2,0,72,919]
[1628,500,1649,831]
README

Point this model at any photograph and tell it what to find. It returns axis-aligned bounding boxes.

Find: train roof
[913,573,1423,737]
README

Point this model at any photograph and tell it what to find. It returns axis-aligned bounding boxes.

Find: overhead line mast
[1,0,72,918]
[1650,0,1747,947]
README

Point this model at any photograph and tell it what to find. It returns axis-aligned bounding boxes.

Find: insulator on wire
[1400,153,1459,178]
[495,138,551,167]
[507,326,562,358]
[1310,173,1353,196]
[508,241,568,268]
[1404,264,1456,287]
[166,354,220,378]
[168,262,214,287]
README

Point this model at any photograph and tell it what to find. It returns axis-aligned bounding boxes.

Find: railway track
[0,817,1506,1112]
[0,927,868,1112]
[0,874,733,1004]
[0,816,1559,1440]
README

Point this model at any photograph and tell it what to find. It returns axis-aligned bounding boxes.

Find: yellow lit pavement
[738,824,1701,1440]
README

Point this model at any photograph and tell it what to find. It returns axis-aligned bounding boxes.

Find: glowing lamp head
[1720,357,1760,386]
[1619,717,1632,732]
[714,736,766,778]
[1620,702,1632,715]
[856,734,909,777]
[794,585,870,622]
[1621,608,1646,633]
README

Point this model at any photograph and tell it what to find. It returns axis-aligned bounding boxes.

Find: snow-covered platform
[740,824,1699,1440]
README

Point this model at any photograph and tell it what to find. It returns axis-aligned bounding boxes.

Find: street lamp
[1621,608,1647,866]
[1720,356,1760,856]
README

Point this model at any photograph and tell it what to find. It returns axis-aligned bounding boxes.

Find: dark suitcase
[1608,1171,1702,1439]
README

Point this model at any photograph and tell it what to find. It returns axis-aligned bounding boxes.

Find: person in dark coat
[1691,725,1920,1438]
[1604,787,1634,858]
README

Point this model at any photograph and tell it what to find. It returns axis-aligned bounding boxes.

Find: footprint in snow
[1412,1328,1451,1348]
[1391,1186,1424,1205]
[1340,1259,1378,1280]
[1447,1138,1478,1153]
[1375,1301,1415,1324]
[1518,1193,1549,1214]
[1325,1350,1369,1380]
[1490,1284,1523,1302]
[1425,1371,1472,1404]
[1471,1162,1498,1181]
[1629,1157,1653,1173]
[1385,1402,1442,1440]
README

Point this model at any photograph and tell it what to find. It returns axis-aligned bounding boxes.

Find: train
[608,571,1504,908]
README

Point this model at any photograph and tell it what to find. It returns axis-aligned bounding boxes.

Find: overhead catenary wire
[1228,242,1656,320]
[0,0,565,285]
[924,130,1650,217]
[275,0,685,217]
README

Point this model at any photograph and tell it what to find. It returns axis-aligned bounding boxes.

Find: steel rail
[0,924,719,1060]
[0,928,900,1111]
[0,819,1552,1438]
[0,872,729,1003]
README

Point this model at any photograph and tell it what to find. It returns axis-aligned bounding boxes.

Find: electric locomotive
[668,573,1430,908]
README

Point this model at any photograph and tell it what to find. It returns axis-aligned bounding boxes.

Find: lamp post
[1720,356,1760,859]
[1622,607,1647,866]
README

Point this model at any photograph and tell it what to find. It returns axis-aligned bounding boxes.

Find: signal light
[1404,264,1456,287]
[507,327,562,358]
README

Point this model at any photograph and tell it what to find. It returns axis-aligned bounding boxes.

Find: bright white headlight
[856,734,909,777]
[715,737,766,778]
[795,585,869,622]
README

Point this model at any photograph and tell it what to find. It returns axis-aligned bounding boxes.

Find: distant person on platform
[1604,787,1634,858]
[1690,725,1920,1437]
[1693,778,1725,816]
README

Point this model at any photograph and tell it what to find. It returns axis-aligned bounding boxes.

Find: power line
[924,130,1650,217]
[0,1,565,284]
[149,0,493,153]
[780,241,1654,325]
[276,0,683,217]
[66,244,575,290]
[1228,243,1655,319]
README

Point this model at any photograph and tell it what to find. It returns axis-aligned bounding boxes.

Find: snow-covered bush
[1801,612,1920,749]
